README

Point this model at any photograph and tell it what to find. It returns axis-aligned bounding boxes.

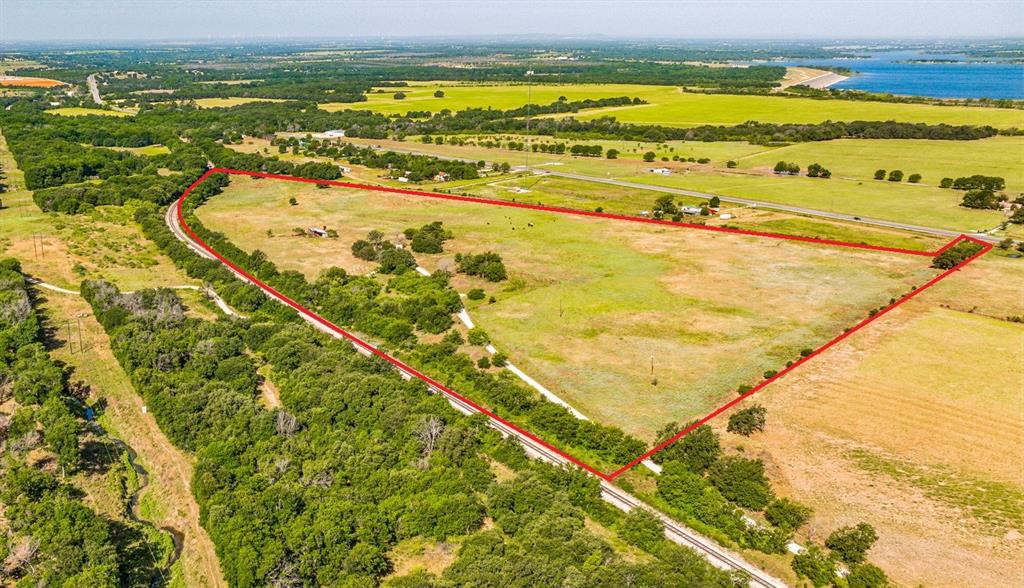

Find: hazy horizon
[3,0,1023,43]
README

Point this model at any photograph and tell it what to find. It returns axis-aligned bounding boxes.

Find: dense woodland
[78,274,751,587]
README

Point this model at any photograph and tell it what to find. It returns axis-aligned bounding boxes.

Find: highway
[339,140,999,244]
[87,73,103,105]
[165,190,787,587]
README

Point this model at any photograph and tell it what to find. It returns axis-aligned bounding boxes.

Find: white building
[649,167,672,175]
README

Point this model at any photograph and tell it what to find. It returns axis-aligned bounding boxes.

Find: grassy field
[199,176,937,440]
[46,107,132,117]
[734,135,1024,191]
[324,82,1024,128]
[336,135,1015,233]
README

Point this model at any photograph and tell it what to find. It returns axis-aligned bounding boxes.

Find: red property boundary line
[177,167,993,481]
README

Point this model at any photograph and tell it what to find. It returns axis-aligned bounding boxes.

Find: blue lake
[763,50,1024,100]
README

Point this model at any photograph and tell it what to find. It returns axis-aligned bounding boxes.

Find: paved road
[87,73,103,105]
[165,194,786,587]
[343,141,996,244]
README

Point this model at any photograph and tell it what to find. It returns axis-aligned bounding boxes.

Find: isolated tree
[773,161,788,173]
[606,149,619,159]
[726,404,767,435]
[887,169,903,182]
[708,196,721,207]
[873,169,886,180]
[907,173,922,183]
[643,151,657,162]
[433,90,445,98]
[725,160,737,168]
[393,91,407,100]
[940,177,954,188]
[826,522,878,564]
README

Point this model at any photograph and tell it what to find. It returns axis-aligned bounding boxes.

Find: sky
[2,0,1022,43]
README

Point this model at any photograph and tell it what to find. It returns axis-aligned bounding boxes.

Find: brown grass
[721,254,1024,587]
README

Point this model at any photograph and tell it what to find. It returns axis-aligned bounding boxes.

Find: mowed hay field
[199,176,937,440]
[324,82,1024,128]
[45,107,131,117]
[735,135,1024,192]
[724,254,1024,587]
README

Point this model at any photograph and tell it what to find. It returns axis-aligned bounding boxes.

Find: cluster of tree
[351,229,418,273]
[0,259,167,585]
[649,419,887,586]
[773,161,800,175]
[277,138,482,182]
[792,524,884,587]
[932,241,985,269]
[806,162,832,178]
[651,194,717,220]
[404,221,453,254]
[872,168,921,183]
[455,252,508,282]
[568,143,604,157]
[960,189,1003,209]
[940,174,1006,191]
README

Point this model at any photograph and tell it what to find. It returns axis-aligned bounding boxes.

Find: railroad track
[165,194,787,587]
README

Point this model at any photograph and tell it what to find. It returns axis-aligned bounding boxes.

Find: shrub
[288,197,298,205]
[887,170,903,182]
[939,177,953,188]
[642,151,656,162]
[873,169,886,180]
[466,328,489,346]
[907,173,922,183]
[467,288,485,301]
[932,241,983,269]
[725,160,737,168]
[477,356,490,369]
[491,352,507,367]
